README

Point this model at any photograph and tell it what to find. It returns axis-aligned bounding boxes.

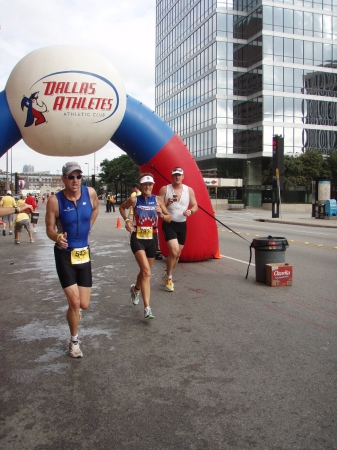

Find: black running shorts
[162,221,187,246]
[54,246,92,289]
[130,232,158,259]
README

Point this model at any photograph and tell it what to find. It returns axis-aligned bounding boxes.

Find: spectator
[1,190,16,236]
[25,193,38,233]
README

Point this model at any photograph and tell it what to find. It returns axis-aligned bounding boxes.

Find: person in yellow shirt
[14,209,34,244]
[127,184,141,222]
[1,191,16,236]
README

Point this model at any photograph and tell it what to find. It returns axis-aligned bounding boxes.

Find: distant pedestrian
[110,193,115,212]
[0,190,16,236]
[25,193,38,233]
[106,193,111,213]
[127,183,141,223]
[14,210,34,244]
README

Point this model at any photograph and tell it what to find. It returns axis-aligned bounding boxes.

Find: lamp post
[85,163,89,186]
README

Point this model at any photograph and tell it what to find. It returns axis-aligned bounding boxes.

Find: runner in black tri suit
[119,173,171,319]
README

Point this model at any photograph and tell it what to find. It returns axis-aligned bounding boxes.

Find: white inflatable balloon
[5,46,126,157]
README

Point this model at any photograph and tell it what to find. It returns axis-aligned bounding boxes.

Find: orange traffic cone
[116,217,122,228]
[213,245,221,259]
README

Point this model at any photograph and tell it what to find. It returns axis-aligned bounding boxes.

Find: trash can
[325,199,337,217]
[31,212,39,224]
[252,236,289,283]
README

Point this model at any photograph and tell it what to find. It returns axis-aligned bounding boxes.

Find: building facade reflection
[155,0,337,204]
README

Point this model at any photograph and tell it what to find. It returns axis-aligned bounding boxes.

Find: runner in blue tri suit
[119,173,171,319]
[46,162,99,358]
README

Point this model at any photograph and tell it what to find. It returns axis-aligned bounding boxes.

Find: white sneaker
[33,229,37,233]
[144,306,154,319]
[69,341,83,358]
[130,284,140,306]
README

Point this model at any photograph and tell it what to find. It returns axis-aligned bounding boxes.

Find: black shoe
[3,229,6,236]
[155,250,163,260]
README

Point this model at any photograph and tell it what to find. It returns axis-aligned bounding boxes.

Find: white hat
[7,190,12,195]
[139,175,155,184]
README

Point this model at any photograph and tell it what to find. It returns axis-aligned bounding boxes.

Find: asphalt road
[1,203,336,449]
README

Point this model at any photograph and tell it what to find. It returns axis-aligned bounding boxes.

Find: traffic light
[272,135,284,190]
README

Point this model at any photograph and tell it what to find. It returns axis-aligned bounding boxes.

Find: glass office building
[155,0,337,204]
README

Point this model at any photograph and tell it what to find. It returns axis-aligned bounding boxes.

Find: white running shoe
[69,341,83,358]
[130,284,140,306]
[144,306,154,319]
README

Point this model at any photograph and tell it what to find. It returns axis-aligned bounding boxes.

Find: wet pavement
[0,202,336,449]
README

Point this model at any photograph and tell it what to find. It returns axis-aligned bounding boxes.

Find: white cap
[172,167,184,175]
[139,175,155,184]
[7,190,12,195]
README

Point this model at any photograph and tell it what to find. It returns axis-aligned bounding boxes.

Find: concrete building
[155,0,337,205]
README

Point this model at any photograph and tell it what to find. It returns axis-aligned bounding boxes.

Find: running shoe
[163,275,174,292]
[30,239,34,243]
[130,284,140,306]
[69,341,83,358]
[144,306,154,319]
[15,240,20,244]
[9,231,12,235]
[165,279,174,292]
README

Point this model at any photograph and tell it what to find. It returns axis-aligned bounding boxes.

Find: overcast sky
[0,0,156,175]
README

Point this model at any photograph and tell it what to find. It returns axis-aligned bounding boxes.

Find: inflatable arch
[0,47,218,262]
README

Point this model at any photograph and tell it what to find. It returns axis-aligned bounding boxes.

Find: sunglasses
[66,174,82,180]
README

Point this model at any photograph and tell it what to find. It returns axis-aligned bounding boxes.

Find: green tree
[262,151,331,201]
[326,152,337,198]
[99,154,140,196]
[299,150,330,199]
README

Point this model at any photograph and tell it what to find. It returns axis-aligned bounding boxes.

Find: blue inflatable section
[111,95,174,166]
[0,91,22,157]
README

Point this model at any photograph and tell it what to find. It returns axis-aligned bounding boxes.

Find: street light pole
[85,163,89,186]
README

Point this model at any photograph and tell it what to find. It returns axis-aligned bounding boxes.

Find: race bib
[71,247,90,265]
[136,226,153,239]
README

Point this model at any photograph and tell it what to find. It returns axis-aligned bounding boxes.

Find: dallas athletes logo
[19,71,120,127]
[21,91,48,127]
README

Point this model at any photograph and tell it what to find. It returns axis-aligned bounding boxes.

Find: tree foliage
[99,154,140,193]
[328,152,337,192]
[262,151,333,194]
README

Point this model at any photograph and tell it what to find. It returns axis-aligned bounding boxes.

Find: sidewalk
[255,213,337,228]
[239,207,337,228]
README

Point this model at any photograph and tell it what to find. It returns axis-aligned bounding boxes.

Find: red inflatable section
[139,134,218,262]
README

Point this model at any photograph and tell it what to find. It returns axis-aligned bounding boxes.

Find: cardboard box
[265,263,293,287]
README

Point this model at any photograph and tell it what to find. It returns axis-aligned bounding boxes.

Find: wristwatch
[160,213,165,219]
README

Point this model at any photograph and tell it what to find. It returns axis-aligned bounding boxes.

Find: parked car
[115,193,128,204]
